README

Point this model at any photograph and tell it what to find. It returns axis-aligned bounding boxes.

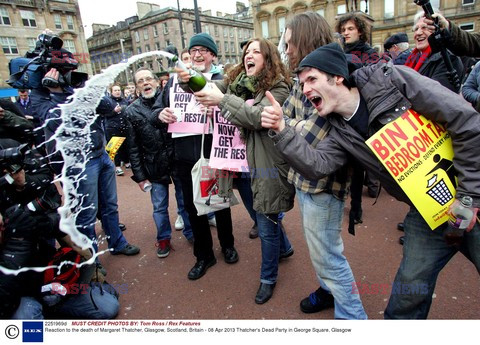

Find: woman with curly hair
[184,38,296,304]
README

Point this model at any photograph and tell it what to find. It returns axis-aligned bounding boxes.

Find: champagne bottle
[444,195,474,246]
[172,55,210,92]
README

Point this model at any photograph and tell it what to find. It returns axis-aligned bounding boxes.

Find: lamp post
[119,38,129,83]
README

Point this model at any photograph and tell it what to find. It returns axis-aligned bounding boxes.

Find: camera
[0,144,29,187]
[7,33,88,90]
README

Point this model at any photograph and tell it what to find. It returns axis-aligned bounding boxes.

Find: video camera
[0,143,29,188]
[7,33,88,90]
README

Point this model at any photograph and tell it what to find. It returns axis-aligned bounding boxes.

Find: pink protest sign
[209,107,249,172]
[168,75,210,136]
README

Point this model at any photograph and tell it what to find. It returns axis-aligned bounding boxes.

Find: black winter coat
[125,91,173,184]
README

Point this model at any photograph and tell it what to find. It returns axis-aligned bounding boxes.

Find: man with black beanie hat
[262,42,480,319]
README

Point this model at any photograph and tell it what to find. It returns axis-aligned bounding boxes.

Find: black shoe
[119,223,126,232]
[367,188,378,198]
[249,225,258,239]
[399,236,405,245]
[188,258,217,280]
[279,248,294,260]
[397,222,405,231]
[96,263,107,276]
[300,287,335,313]
[255,282,276,304]
[222,247,239,264]
[111,243,140,256]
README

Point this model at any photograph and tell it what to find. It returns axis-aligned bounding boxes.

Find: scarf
[404,46,432,71]
[229,72,258,100]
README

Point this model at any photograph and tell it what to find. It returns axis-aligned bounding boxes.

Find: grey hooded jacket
[271,61,480,207]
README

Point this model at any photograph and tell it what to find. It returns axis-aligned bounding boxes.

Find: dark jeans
[176,160,234,261]
[384,207,480,319]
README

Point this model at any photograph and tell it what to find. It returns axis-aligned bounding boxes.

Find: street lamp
[119,38,129,83]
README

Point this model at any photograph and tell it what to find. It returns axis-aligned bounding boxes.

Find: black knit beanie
[298,43,349,81]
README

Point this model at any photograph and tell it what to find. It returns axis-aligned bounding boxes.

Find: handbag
[191,115,239,216]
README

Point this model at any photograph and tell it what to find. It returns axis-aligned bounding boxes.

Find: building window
[134,31,140,42]
[143,28,149,40]
[155,42,161,50]
[153,25,158,37]
[261,20,269,38]
[204,25,210,34]
[66,15,74,30]
[384,0,394,19]
[163,23,168,34]
[224,41,229,52]
[462,0,474,5]
[192,22,197,34]
[166,39,171,46]
[230,28,234,37]
[230,42,235,54]
[216,40,221,52]
[223,27,228,37]
[63,39,76,53]
[54,14,62,29]
[429,0,440,9]
[145,44,150,52]
[459,22,475,31]
[337,4,346,15]
[360,0,367,12]
[0,7,11,25]
[20,10,36,27]
[238,29,242,39]
[214,25,219,36]
[137,47,142,54]
[0,36,18,54]
[278,17,285,35]
[316,9,325,17]
[27,37,36,51]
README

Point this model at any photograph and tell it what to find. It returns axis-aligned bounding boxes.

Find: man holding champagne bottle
[154,34,239,280]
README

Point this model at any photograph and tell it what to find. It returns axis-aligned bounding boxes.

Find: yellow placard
[366,110,456,230]
[105,136,126,162]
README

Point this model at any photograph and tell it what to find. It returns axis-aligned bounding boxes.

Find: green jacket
[216,78,295,214]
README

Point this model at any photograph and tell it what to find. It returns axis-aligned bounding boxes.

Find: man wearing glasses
[154,33,239,280]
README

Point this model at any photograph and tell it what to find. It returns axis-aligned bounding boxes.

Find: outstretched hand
[194,83,223,107]
[261,91,285,133]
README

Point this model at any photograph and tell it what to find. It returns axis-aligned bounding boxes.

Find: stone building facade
[250,0,480,52]
[87,2,254,84]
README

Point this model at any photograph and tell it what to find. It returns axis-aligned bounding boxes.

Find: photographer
[30,63,140,260]
[0,100,34,145]
[0,139,120,319]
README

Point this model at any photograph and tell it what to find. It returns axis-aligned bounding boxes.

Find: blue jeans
[151,176,193,241]
[75,152,128,253]
[385,207,480,319]
[234,173,257,224]
[257,213,292,284]
[12,297,44,319]
[55,284,119,319]
[297,189,367,320]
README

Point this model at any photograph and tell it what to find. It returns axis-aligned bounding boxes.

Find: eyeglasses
[136,76,155,85]
[189,48,210,56]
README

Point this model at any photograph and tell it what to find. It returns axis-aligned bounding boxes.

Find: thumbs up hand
[261,91,286,133]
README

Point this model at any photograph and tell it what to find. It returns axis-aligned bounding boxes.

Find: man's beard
[141,90,156,99]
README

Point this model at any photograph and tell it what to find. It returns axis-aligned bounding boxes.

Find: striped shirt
[283,81,350,199]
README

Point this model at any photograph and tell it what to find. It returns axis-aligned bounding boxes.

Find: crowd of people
[1,8,479,320]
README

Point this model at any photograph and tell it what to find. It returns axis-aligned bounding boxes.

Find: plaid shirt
[283,81,350,199]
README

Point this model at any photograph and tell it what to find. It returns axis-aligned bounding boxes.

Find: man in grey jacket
[261,43,480,319]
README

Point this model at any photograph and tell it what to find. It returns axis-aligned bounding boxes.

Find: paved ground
[97,169,480,320]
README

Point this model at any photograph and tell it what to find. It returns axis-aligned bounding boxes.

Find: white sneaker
[208,216,217,227]
[115,167,124,176]
[175,216,184,230]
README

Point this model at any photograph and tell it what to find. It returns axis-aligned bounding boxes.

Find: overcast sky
[77,0,250,38]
